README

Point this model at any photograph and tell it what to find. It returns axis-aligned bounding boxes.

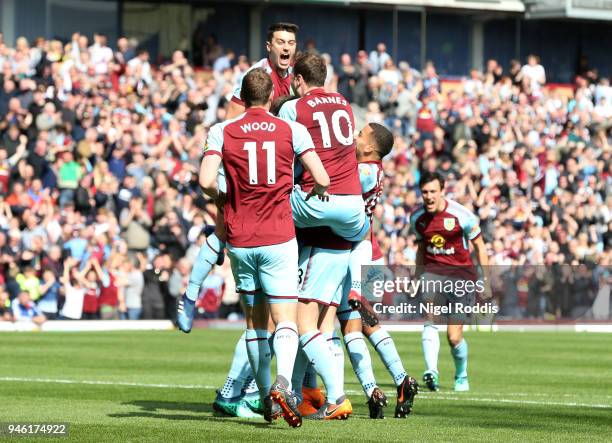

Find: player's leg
[364,322,418,417]
[422,319,440,391]
[296,246,352,419]
[177,168,227,333]
[212,293,266,418]
[319,304,344,397]
[211,242,262,418]
[421,273,442,391]
[448,323,469,391]
[297,301,349,417]
[364,323,407,387]
[258,239,302,427]
[215,331,252,408]
[290,189,370,242]
[245,296,272,399]
[448,280,473,392]
[221,244,275,420]
[338,275,387,419]
[240,314,276,413]
[290,244,320,410]
[245,296,282,423]
[347,238,373,309]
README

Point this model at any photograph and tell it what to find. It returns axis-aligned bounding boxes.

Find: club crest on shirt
[444,218,455,231]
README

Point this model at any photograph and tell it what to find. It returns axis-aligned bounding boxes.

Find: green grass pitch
[1,330,611,442]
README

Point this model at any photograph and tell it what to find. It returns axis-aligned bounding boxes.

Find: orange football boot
[306,397,353,420]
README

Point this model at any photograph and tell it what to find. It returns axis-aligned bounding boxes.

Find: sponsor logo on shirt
[427,234,455,255]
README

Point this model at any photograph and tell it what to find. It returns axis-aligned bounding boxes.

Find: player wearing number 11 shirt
[200,68,330,427]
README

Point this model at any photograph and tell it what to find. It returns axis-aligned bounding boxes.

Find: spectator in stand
[59,257,86,320]
[142,254,170,320]
[518,54,546,95]
[57,151,81,208]
[352,50,371,108]
[422,61,440,93]
[0,31,607,323]
[337,53,357,102]
[89,34,114,75]
[15,265,41,302]
[213,49,234,74]
[117,255,144,320]
[168,257,190,306]
[368,42,390,75]
[120,196,152,254]
[80,258,107,320]
[199,265,224,319]
[37,269,60,319]
[486,58,504,84]
[12,291,46,325]
[203,35,223,68]
[0,286,12,321]
[127,49,152,85]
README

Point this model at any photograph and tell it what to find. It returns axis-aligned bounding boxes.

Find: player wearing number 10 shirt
[200,68,330,427]
[277,53,362,420]
[279,53,369,243]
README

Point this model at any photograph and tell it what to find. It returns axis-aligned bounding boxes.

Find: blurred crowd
[0,32,609,323]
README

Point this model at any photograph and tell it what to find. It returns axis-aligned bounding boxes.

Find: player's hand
[348,298,362,311]
[305,186,330,202]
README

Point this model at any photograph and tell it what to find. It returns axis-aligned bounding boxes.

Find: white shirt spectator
[369,44,391,74]
[128,55,153,85]
[61,284,85,319]
[89,43,113,75]
[520,62,546,91]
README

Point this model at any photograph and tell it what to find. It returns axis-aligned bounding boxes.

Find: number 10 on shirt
[244,141,276,185]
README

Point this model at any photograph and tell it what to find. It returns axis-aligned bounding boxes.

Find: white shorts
[298,245,350,307]
[227,239,298,306]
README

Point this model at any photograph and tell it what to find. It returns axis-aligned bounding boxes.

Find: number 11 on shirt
[244,141,276,184]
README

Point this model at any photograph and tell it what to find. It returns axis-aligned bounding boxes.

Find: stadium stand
[0,32,609,323]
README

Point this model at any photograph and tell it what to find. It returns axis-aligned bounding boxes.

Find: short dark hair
[419,171,445,189]
[240,68,273,108]
[293,52,326,87]
[267,22,299,42]
[369,123,393,158]
[271,95,298,116]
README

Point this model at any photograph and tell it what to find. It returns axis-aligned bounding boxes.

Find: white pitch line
[0,377,610,409]
[0,376,213,390]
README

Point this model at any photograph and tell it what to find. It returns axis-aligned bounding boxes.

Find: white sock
[273,321,299,390]
[325,331,344,391]
[422,324,440,374]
